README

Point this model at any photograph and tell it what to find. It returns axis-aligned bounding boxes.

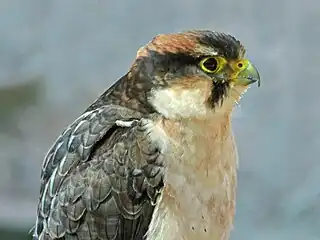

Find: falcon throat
[33,29,260,240]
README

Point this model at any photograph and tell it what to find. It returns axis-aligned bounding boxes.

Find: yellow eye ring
[199,56,225,74]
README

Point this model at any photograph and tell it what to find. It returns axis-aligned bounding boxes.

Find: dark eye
[199,57,222,73]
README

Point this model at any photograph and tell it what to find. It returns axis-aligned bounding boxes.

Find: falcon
[33,30,260,240]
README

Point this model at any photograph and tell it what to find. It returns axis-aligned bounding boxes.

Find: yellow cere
[230,59,250,78]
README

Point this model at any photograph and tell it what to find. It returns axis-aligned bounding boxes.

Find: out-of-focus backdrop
[0,0,319,239]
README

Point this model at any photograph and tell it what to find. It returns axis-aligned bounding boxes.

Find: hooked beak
[233,61,260,87]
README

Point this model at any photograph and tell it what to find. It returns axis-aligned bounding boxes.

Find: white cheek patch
[148,88,210,119]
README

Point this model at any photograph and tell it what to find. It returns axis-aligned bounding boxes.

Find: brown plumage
[33,30,260,240]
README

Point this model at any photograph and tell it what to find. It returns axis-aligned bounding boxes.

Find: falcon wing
[34,104,165,240]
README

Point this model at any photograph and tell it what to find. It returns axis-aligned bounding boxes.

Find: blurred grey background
[0,0,319,239]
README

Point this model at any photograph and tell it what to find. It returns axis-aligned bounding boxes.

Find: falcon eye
[199,56,222,74]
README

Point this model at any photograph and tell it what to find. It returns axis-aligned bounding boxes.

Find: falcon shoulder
[34,104,165,240]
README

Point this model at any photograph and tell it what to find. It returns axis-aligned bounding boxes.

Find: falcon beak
[232,61,261,87]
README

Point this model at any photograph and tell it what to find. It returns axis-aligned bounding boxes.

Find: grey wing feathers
[34,105,165,240]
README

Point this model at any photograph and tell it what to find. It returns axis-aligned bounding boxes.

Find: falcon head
[128,30,260,119]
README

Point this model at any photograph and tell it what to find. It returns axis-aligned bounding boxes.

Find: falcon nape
[33,30,260,240]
